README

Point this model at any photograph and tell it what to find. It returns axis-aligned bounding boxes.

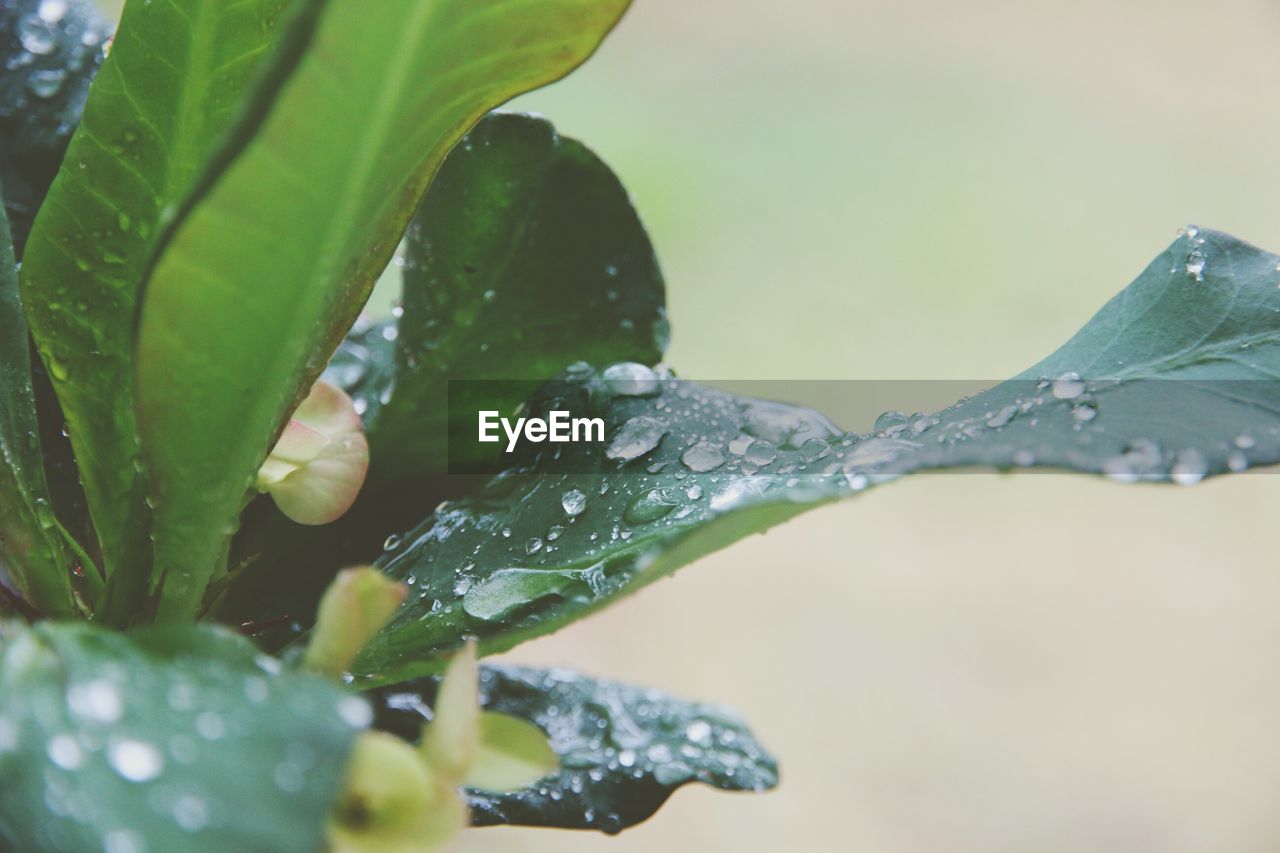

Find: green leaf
[0,0,109,257]
[20,0,308,622]
[135,0,634,622]
[464,712,559,793]
[375,665,778,834]
[214,108,667,636]
[351,228,1280,684]
[0,205,85,616]
[367,111,667,480]
[0,620,367,851]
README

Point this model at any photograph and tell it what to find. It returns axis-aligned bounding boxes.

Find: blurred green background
[100,1,1280,849]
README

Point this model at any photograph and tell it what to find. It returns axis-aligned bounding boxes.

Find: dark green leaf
[0,620,366,851]
[352,228,1280,684]
[368,111,667,480]
[0,205,85,616]
[135,0,634,622]
[20,0,307,622]
[0,0,108,257]
[375,665,778,834]
[216,110,667,635]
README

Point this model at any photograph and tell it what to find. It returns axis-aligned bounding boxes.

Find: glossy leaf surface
[353,228,1280,684]
[0,620,366,851]
[376,665,778,833]
[0,206,81,616]
[21,0,304,620]
[0,0,108,256]
[369,111,667,480]
[136,0,632,620]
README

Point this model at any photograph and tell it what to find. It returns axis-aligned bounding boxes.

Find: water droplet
[909,413,938,435]
[382,533,401,551]
[195,712,226,741]
[243,676,269,703]
[67,679,123,722]
[1050,372,1085,400]
[47,734,82,769]
[601,362,659,397]
[799,437,830,461]
[624,487,680,524]
[1227,450,1249,473]
[605,416,666,462]
[172,794,209,832]
[337,696,373,728]
[686,720,712,743]
[561,488,587,517]
[744,440,777,466]
[17,15,56,55]
[525,537,543,555]
[1171,449,1208,485]
[985,404,1018,428]
[464,568,589,621]
[682,441,725,472]
[108,738,164,782]
[873,411,909,434]
[842,436,913,468]
[37,0,67,24]
[102,829,145,853]
[1071,399,1098,423]
[26,68,65,98]
[1185,250,1207,282]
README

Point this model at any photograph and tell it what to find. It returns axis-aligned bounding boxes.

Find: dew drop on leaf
[560,488,587,517]
[107,738,164,783]
[1050,372,1085,400]
[605,416,666,462]
[1186,250,1207,282]
[681,440,725,472]
[1171,449,1208,485]
[873,411,909,434]
[601,362,659,397]
[624,488,680,525]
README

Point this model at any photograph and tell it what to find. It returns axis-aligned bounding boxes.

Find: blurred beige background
[96,1,1280,850]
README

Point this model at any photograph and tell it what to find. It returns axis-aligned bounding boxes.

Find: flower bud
[257,381,369,525]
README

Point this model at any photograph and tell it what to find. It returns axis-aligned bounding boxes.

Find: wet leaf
[366,111,667,481]
[0,205,84,616]
[20,0,308,623]
[215,108,668,636]
[0,620,366,851]
[0,0,108,256]
[352,228,1280,684]
[135,0,634,621]
[375,665,778,834]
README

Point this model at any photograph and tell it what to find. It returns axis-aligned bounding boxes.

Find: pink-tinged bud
[256,381,369,525]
